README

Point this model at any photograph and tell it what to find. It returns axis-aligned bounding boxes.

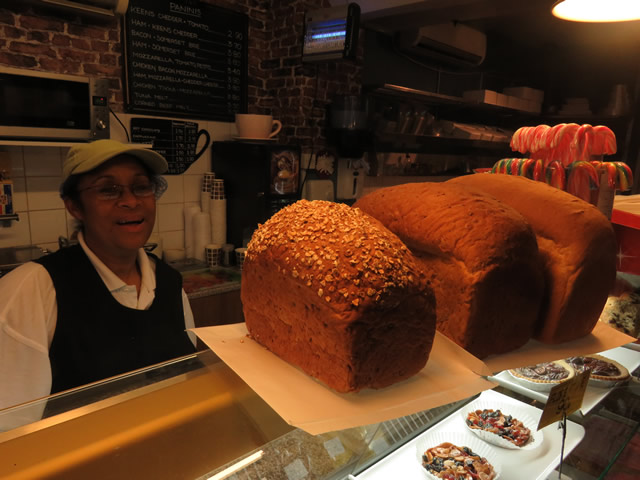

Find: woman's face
[64,155,156,260]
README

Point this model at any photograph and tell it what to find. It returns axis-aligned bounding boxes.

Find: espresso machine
[326,95,371,203]
[212,141,301,248]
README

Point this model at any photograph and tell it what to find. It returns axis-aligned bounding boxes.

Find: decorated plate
[415,431,501,480]
[460,400,543,450]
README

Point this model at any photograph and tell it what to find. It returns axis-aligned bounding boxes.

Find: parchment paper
[481,322,636,374]
[191,323,496,435]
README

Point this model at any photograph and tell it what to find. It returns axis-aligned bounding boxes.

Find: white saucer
[232,136,277,142]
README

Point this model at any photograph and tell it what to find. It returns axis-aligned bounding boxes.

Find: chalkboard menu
[124,0,247,121]
[131,118,211,175]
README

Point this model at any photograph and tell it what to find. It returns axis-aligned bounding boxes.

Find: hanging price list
[124,0,247,121]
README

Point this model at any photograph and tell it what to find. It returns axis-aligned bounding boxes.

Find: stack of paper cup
[205,243,222,269]
[235,247,247,271]
[210,179,227,245]
[201,172,215,214]
[202,172,215,191]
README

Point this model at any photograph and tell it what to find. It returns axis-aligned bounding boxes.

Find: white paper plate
[460,400,544,450]
[415,431,501,480]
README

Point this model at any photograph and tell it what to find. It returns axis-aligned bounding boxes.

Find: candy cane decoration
[545,160,567,190]
[566,161,599,203]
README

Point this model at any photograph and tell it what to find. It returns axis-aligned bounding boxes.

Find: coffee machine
[212,141,301,248]
[326,95,371,203]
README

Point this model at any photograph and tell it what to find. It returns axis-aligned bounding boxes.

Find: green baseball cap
[62,139,168,181]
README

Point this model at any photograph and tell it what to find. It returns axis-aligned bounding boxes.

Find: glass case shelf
[1,345,638,479]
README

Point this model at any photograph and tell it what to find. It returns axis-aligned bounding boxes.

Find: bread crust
[354,182,544,358]
[449,174,617,343]
[241,200,437,393]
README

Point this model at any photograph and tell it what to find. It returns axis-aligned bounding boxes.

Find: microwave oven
[0,66,110,141]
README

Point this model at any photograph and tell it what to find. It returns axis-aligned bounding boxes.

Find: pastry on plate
[465,408,532,448]
[565,354,630,387]
[599,292,640,338]
[508,360,575,391]
[420,442,498,480]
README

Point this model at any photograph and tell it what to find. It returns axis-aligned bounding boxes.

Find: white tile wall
[26,177,65,210]
[6,146,25,177]
[158,174,184,204]
[0,114,237,256]
[29,209,67,244]
[23,147,63,176]
[0,211,31,248]
[11,177,28,211]
[159,230,184,250]
[157,202,185,233]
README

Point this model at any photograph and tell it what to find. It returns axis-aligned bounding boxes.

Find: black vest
[35,245,195,393]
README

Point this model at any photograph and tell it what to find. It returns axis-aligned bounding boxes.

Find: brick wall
[0,0,363,149]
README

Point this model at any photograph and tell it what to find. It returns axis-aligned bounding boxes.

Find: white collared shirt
[0,234,196,428]
[79,232,162,310]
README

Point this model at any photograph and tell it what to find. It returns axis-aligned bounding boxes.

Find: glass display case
[1,345,638,480]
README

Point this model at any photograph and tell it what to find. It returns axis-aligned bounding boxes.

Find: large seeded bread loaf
[354,182,545,359]
[449,174,617,343]
[242,200,437,393]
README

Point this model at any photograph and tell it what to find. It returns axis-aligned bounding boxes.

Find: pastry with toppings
[420,442,497,480]
[241,200,437,393]
[565,354,630,387]
[599,292,640,338]
[465,408,532,448]
[508,360,575,391]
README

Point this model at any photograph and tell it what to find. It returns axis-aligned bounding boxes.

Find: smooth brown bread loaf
[354,182,545,359]
[449,174,617,343]
[241,200,437,393]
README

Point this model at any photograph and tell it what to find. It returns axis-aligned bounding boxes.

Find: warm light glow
[552,0,640,22]
[207,450,264,480]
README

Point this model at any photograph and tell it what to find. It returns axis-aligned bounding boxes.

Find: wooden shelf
[367,84,537,115]
[374,131,511,155]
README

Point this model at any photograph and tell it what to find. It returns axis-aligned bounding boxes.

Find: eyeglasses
[77,182,157,201]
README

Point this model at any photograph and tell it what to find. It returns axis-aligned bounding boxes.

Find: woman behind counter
[0,140,197,417]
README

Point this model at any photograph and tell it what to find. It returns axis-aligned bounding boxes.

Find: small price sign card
[537,370,591,430]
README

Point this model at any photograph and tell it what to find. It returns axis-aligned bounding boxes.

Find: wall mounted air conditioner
[29,0,128,19]
[395,22,487,67]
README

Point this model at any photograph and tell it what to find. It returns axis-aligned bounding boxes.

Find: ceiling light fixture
[552,0,640,22]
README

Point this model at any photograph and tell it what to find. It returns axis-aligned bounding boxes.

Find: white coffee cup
[235,114,282,139]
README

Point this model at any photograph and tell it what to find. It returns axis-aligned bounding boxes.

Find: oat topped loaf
[241,199,437,393]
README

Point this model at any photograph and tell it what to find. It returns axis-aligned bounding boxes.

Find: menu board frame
[122,0,248,121]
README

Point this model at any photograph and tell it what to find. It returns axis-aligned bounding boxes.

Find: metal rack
[0,213,19,227]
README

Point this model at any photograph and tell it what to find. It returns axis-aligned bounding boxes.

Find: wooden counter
[182,267,245,335]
